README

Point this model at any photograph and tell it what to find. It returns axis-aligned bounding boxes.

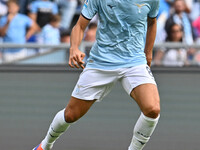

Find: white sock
[41,109,71,150]
[128,113,160,150]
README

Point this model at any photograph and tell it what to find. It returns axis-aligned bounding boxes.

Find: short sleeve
[148,0,160,18]
[52,3,58,14]
[29,1,38,13]
[81,0,99,20]
[24,16,33,27]
[0,16,7,27]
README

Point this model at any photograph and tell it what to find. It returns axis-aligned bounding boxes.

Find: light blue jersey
[82,0,159,70]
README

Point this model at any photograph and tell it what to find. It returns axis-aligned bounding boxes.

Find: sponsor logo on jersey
[134,3,147,13]
[75,84,84,94]
[107,4,114,9]
[84,0,89,8]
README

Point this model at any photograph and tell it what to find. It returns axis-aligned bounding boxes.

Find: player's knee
[64,110,78,123]
[143,105,160,119]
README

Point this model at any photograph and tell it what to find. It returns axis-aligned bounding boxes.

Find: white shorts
[72,64,156,101]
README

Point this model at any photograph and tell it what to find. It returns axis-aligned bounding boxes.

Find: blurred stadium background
[0,42,199,150]
[1,0,200,149]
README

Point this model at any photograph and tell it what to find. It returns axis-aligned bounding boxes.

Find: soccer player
[33,0,160,150]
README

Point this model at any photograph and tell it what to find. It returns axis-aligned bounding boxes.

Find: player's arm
[0,21,9,37]
[0,14,14,36]
[26,21,39,40]
[144,17,157,67]
[69,15,90,69]
[28,3,37,22]
[28,3,40,30]
[29,13,37,22]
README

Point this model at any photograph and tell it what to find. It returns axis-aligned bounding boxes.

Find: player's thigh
[121,65,160,117]
[72,68,117,101]
[65,68,117,122]
[64,96,96,123]
[131,83,160,118]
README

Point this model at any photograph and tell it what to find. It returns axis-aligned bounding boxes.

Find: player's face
[7,2,19,14]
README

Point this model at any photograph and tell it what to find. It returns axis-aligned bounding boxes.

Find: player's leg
[64,97,96,123]
[33,68,117,150]
[33,97,96,150]
[131,84,160,118]
[128,84,160,150]
[121,65,160,150]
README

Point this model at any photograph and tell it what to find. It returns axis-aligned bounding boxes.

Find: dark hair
[50,14,61,23]
[60,29,71,38]
[88,22,97,29]
[7,0,19,6]
[174,0,184,3]
[166,23,183,42]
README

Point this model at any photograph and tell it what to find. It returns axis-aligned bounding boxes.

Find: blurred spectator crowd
[154,0,200,66]
[0,0,97,62]
[0,0,200,66]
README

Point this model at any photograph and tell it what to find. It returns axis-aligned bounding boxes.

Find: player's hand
[68,48,85,69]
[146,53,152,67]
[147,60,151,67]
